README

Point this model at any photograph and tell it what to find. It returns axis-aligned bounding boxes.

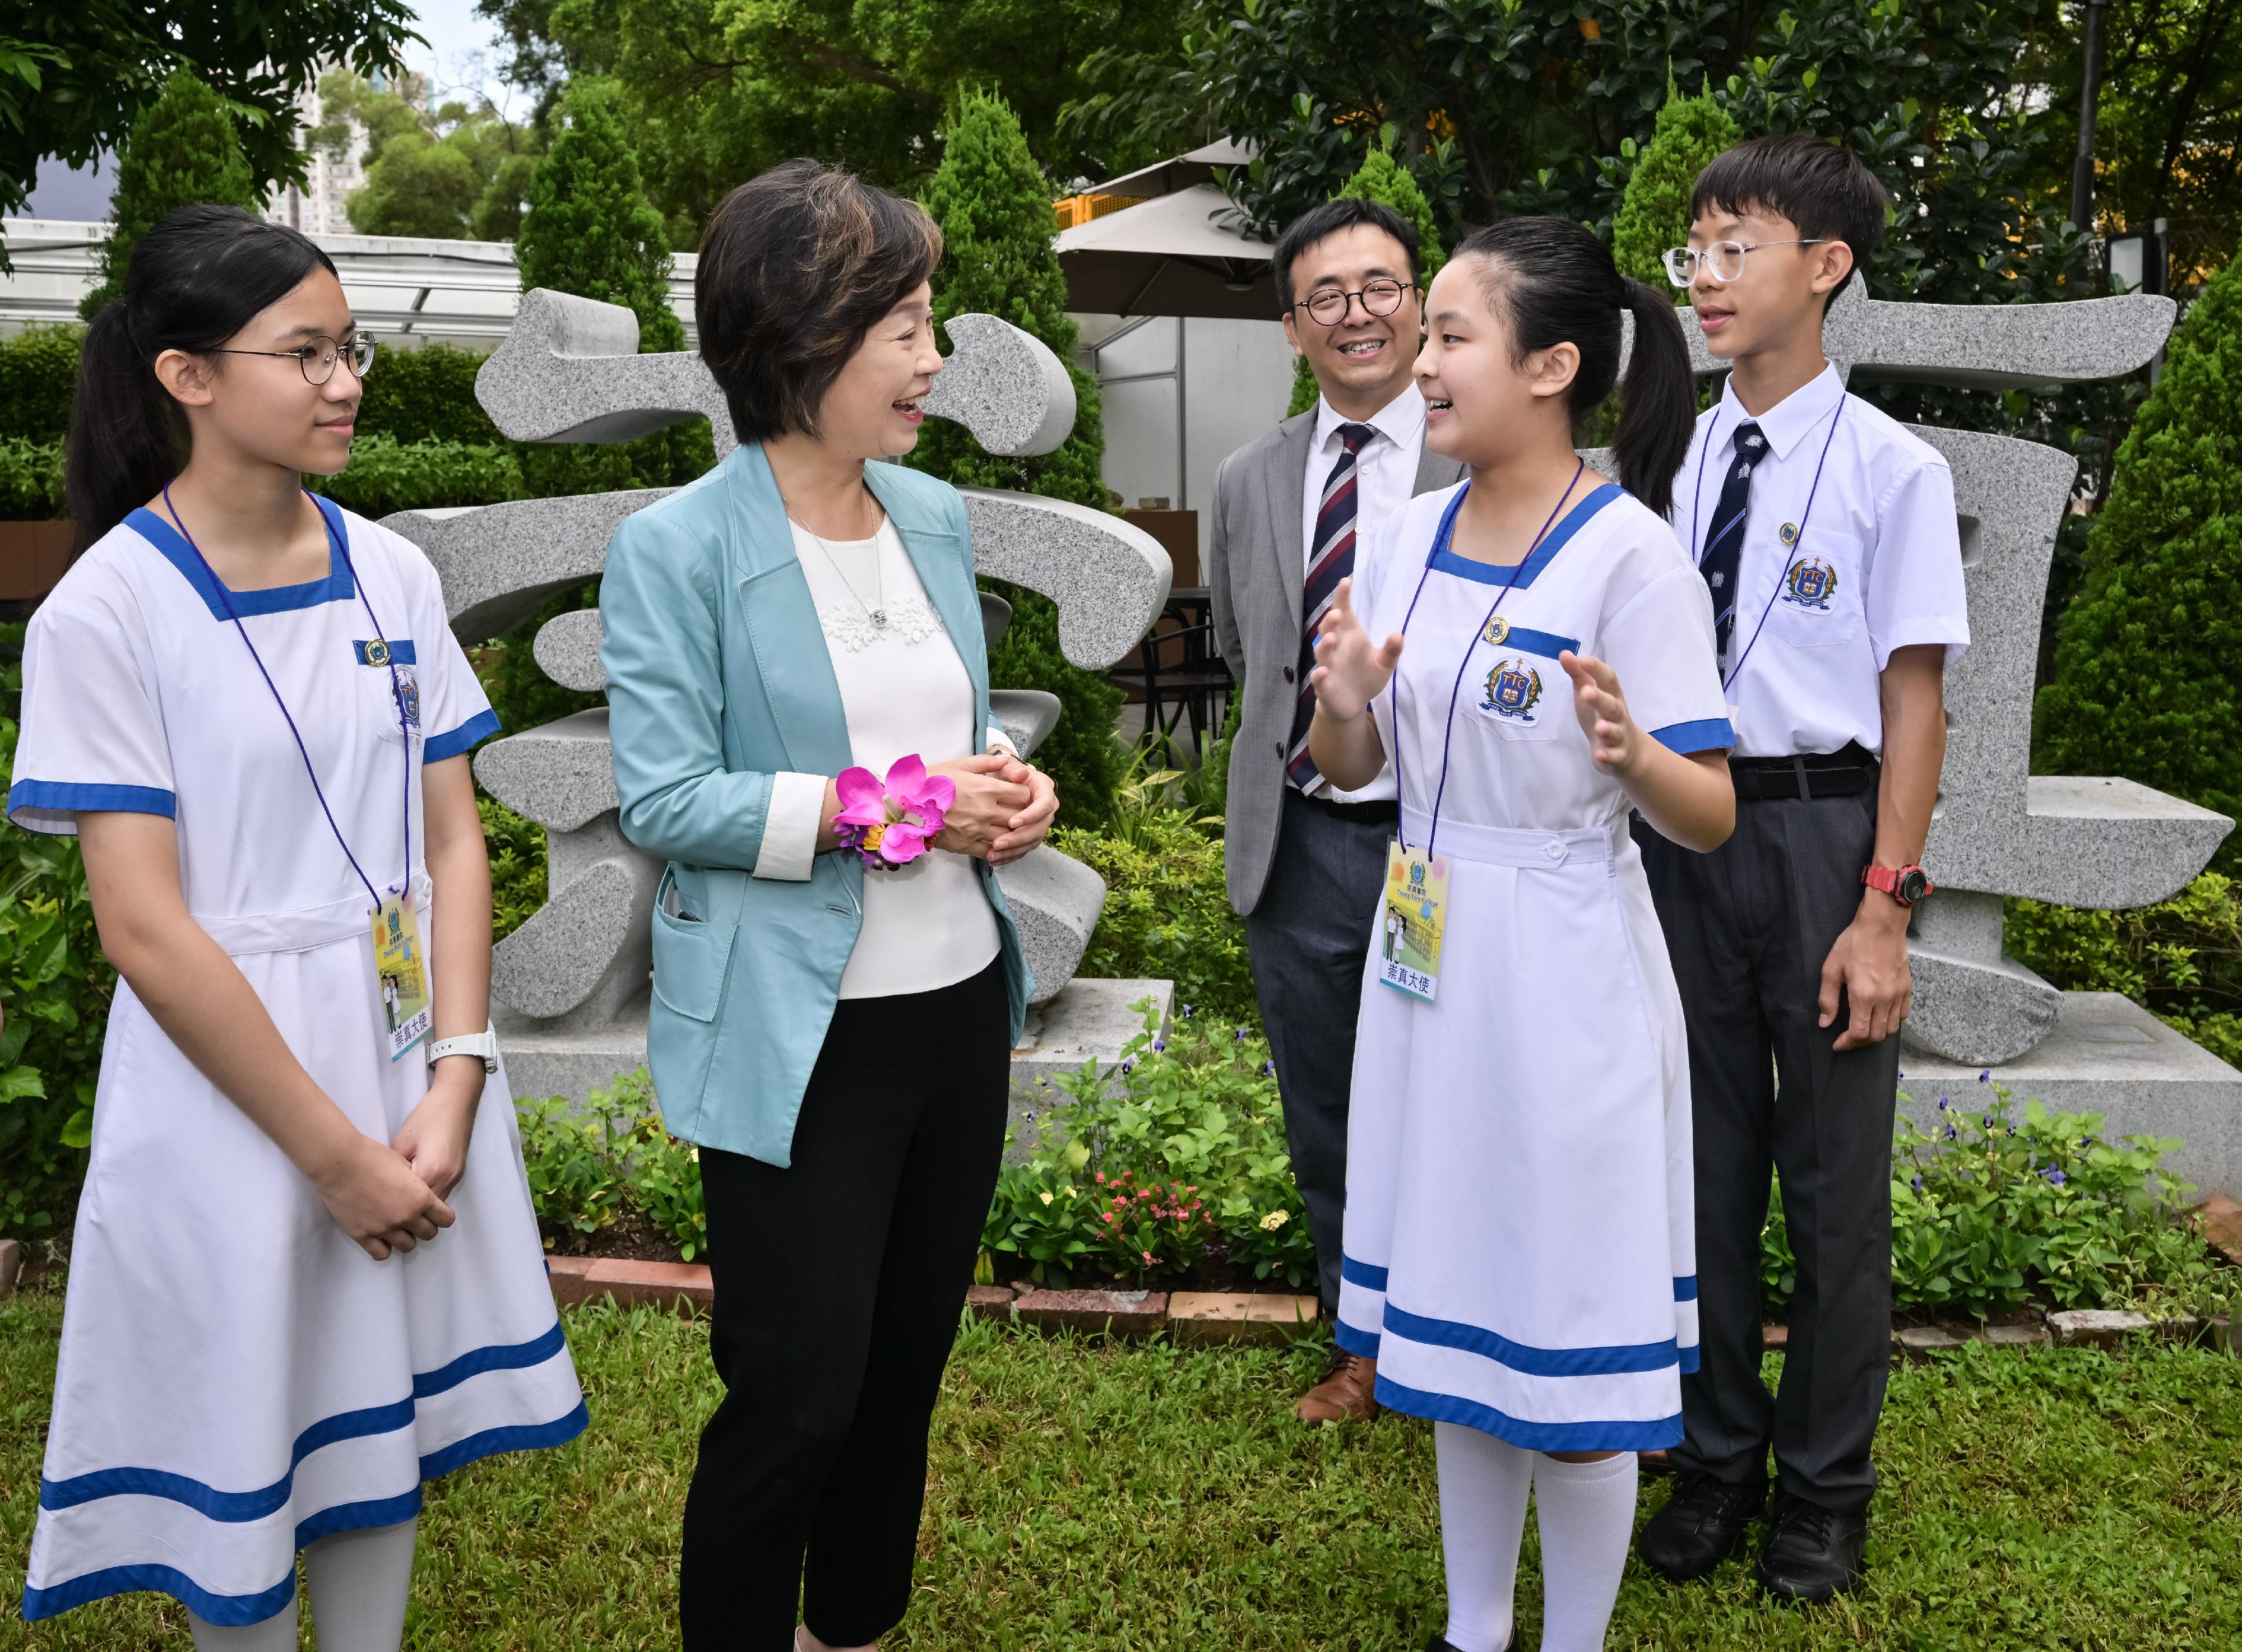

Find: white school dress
[11,496,585,1626]
[1334,480,1731,1452]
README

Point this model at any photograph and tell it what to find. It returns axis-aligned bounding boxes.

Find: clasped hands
[317,1059,482,1261]
[928,750,1057,866]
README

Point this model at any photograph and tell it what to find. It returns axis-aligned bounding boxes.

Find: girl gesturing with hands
[1316,216,1734,1652]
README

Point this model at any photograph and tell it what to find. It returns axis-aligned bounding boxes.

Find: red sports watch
[1862,864,1934,907]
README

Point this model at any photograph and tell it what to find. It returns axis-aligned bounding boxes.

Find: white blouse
[753,516,1002,999]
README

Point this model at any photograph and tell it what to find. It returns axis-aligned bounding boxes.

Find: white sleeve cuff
[986,724,1018,758]
[752,771,828,881]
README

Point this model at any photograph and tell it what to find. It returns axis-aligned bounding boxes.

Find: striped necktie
[1287,422,1377,795]
[1699,419,1764,663]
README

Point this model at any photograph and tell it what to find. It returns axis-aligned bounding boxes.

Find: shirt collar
[1314,381,1426,454]
[1716,361,1844,461]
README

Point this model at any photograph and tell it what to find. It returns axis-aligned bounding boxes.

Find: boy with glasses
[1632,132,1969,1603]
[1206,197,1463,1424]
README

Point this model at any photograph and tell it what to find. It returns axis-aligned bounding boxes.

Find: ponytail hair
[1451,217,1698,517]
[66,205,337,551]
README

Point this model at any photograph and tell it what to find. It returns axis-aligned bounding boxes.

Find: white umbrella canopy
[1055,183,1279,320]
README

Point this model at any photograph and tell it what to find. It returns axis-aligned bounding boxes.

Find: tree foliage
[78,68,260,319]
[2,2,420,252]
[1285,137,1448,417]
[1611,73,1740,291]
[2033,241,2242,869]
[313,71,541,243]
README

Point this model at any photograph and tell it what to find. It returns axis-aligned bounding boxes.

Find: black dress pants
[680,957,1009,1649]
[1244,788,1395,1316]
[1636,786,1900,1516]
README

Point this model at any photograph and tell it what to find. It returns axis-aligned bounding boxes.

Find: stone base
[1899,991,2242,1198]
[494,1001,650,1110]
[1006,977,1174,1163]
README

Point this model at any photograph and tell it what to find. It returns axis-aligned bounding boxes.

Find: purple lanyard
[1388,460,1583,857]
[163,485,411,910]
[1688,395,1847,692]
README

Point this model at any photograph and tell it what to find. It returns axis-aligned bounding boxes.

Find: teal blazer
[599,444,1033,1166]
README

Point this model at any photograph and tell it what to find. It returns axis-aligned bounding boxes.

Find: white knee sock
[303,1516,418,1652]
[1435,1421,1534,1652]
[1531,1453,1637,1652]
[188,1595,298,1652]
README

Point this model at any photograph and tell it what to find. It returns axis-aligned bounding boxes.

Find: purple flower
[1897,1068,1906,1080]
[1979,1069,1991,1083]
[2044,1167,2067,1187]
[1911,1173,1924,1193]
[1937,1096,1949,1112]
[1235,1027,1248,1041]
[1152,1040,1167,1052]
[1262,1060,1276,1076]
[1944,1123,1958,1140]
[1120,1058,1135,1074]
[1179,1003,1194,1019]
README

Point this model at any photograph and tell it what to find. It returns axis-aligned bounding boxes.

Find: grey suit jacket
[1207,410,1467,915]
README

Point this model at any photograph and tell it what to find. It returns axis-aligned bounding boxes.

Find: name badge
[1379,839,1449,1003]
[370,894,432,1061]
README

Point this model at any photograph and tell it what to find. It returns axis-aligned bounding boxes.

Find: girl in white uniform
[1312,219,1736,1651]
[12,206,583,1648]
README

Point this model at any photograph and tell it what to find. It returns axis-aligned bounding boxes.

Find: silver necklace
[790,509,888,628]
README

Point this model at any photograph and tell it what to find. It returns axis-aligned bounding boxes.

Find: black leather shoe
[1424,1633,1513,1651]
[1757,1490,1867,1603]
[1636,1470,1767,1581]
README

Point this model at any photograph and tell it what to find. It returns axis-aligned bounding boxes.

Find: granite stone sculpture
[1616,280,2230,1065]
[385,290,1170,1102]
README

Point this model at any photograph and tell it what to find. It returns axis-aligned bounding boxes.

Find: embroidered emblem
[1781,555,1838,610]
[1480,656,1543,720]
[379,667,422,730]
[1483,614,1510,646]
[1778,522,1800,547]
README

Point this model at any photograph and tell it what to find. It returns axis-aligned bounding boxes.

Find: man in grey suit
[1207,197,1465,1424]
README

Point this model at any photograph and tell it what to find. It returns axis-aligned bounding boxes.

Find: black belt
[1729,743,1879,802]
[1294,788,1400,826]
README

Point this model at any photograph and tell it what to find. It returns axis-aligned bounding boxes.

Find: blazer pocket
[650,866,734,1022]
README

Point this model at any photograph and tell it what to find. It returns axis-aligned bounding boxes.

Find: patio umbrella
[1055,183,1279,321]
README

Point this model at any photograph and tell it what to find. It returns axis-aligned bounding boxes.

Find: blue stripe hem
[1334,1320,1382,1358]
[414,1321,567,1399]
[1382,1303,1681,1377]
[1651,718,1736,754]
[1340,1255,1389,1292]
[1680,1343,1701,1376]
[422,707,502,764]
[8,780,177,820]
[1375,1375,1684,1452]
[1674,1275,1699,1302]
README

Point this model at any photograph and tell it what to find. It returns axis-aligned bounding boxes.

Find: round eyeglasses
[1294,278,1415,326]
[210,334,378,385]
[1661,240,1827,286]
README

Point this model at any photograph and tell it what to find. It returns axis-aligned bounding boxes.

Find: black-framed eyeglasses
[1661,240,1827,286]
[210,334,377,385]
[1293,278,1416,326]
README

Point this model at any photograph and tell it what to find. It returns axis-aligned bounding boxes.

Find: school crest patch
[1781,555,1838,610]
[387,667,423,730]
[1480,656,1543,721]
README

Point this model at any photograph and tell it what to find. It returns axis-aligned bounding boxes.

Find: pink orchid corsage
[832,754,956,870]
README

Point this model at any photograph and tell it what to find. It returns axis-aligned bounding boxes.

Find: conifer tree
[1286,140,1448,416]
[1611,75,1742,293]
[2034,244,2242,869]
[80,69,260,319]
[913,90,1122,826]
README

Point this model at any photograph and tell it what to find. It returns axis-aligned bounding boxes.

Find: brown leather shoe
[1297,1348,1379,1423]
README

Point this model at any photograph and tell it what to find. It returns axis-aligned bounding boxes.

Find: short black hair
[697,159,943,444]
[1689,133,1888,272]
[1271,197,1421,315]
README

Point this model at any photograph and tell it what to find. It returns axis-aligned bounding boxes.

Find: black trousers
[1636,786,1900,1516]
[1244,788,1393,1316]
[680,958,1009,1649]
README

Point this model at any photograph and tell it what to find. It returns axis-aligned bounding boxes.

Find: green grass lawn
[3,1287,2240,1649]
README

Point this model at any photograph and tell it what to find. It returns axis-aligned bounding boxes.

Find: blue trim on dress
[21,1561,301,1627]
[354,639,418,665]
[1651,718,1736,754]
[413,1320,567,1399]
[1674,1275,1699,1302]
[127,507,356,620]
[1381,1302,1680,1377]
[1374,1373,1684,1453]
[1340,1255,1389,1291]
[1425,483,1623,590]
[1680,1343,1701,1376]
[1484,625,1581,661]
[8,779,176,819]
[1334,1320,1382,1359]
[418,1399,588,1481]
[422,707,501,764]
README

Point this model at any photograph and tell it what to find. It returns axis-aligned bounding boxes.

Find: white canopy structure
[1055,140,1278,322]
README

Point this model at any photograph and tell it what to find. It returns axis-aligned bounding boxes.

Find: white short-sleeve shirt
[1354,480,1733,840]
[1667,364,1969,759]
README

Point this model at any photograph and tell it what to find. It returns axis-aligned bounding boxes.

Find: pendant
[873,610,888,627]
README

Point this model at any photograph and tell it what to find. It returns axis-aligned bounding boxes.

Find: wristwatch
[1862,864,1934,907]
[427,1028,500,1074]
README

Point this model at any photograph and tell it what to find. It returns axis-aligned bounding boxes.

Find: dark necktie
[1287,422,1377,795]
[1699,419,1765,663]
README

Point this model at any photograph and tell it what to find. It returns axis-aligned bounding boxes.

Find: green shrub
[81,68,261,319]
[308,434,526,519]
[0,326,83,445]
[517,1068,707,1260]
[2005,873,2242,1066]
[1610,75,1741,291]
[2034,241,2242,869]
[987,1004,1314,1289]
[1286,141,1449,418]
[1051,809,1256,1028]
[356,342,503,446]
[0,439,63,520]
[479,795,548,943]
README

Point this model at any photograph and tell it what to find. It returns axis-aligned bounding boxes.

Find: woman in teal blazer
[598,161,1055,1652]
